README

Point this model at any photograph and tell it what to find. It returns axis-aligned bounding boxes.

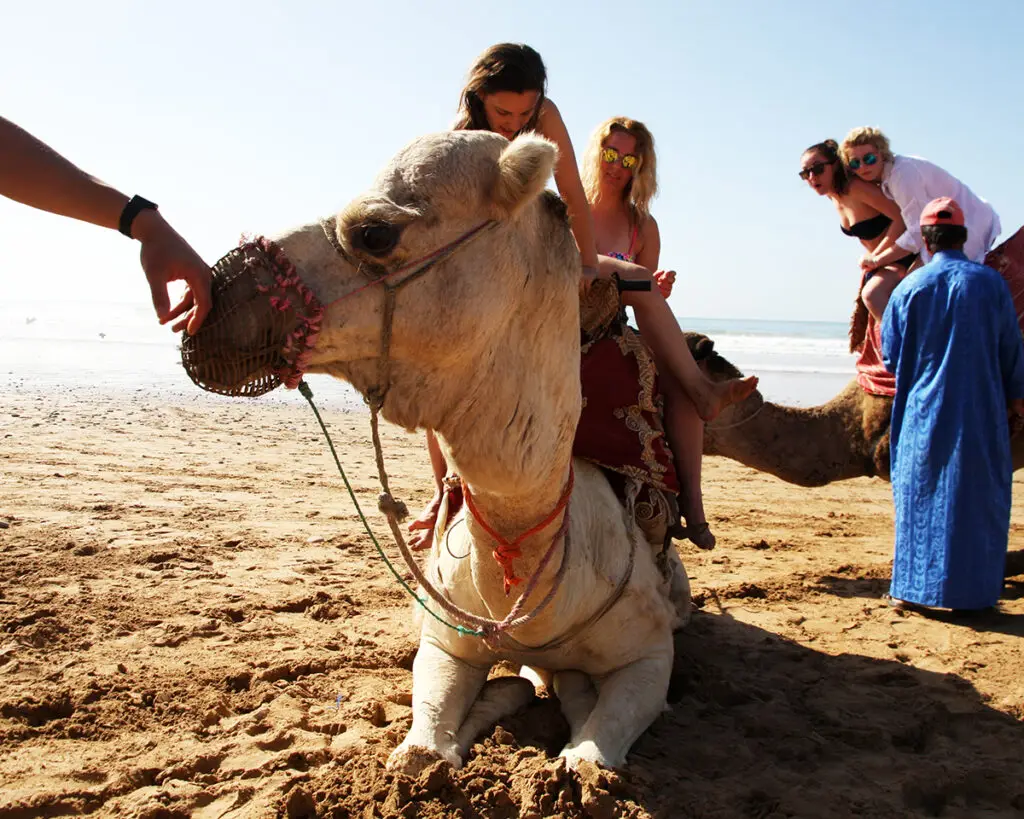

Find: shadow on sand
[309,605,1024,818]
[810,549,1024,638]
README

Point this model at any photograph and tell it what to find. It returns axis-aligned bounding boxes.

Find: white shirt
[882,155,1001,262]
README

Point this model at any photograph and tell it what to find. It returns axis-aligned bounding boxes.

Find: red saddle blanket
[573,322,680,494]
[857,226,1024,396]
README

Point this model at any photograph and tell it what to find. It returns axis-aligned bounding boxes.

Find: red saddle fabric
[856,313,897,397]
[573,322,679,494]
[985,226,1024,335]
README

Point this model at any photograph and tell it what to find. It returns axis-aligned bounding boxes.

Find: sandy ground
[2,379,1023,819]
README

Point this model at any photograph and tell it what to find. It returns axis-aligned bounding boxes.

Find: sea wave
[2,302,858,406]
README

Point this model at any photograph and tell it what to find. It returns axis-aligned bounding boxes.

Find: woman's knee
[861,270,898,314]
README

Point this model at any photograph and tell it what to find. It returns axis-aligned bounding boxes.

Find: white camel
[194,131,690,773]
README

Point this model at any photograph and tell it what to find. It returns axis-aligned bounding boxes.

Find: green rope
[298,380,483,637]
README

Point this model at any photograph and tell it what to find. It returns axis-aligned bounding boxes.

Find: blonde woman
[581,116,714,546]
[841,126,1001,309]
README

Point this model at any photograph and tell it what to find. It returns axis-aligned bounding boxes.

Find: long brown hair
[453,43,547,134]
[803,139,849,195]
[582,117,658,224]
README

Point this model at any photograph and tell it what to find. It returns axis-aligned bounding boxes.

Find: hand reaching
[134,210,213,335]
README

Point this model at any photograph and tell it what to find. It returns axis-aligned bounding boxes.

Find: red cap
[920,197,965,227]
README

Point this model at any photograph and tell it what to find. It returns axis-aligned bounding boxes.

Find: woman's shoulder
[846,176,887,203]
[538,97,560,119]
[534,99,572,148]
[536,98,566,132]
[632,211,659,254]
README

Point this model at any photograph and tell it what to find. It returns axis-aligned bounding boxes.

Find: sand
[2,380,1023,818]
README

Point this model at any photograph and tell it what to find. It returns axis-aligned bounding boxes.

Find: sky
[2,0,1021,323]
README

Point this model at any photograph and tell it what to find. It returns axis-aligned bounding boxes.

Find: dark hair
[453,43,547,133]
[922,224,968,252]
[802,139,849,195]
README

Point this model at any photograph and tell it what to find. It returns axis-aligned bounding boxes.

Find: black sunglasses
[798,158,834,180]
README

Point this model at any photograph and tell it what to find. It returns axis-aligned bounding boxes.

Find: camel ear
[492,134,558,218]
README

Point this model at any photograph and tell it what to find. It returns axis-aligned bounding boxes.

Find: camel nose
[182,240,324,396]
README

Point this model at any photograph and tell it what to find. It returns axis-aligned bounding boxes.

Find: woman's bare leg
[408,429,447,550]
[602,258,757,421]
[861,267,903,322]
[661,378,715,549]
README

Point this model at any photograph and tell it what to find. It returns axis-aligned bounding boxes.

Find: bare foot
[694,375,759,422]
[408,487,442,551]
[682,521,716,550]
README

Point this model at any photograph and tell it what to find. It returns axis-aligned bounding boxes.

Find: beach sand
[2,381,1023,818]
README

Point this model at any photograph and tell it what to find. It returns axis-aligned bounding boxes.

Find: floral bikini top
[605,223,640,263]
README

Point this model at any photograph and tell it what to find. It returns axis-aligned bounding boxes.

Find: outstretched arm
[0,116,212,334]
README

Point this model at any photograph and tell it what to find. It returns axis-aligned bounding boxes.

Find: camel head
[183,131,582,435]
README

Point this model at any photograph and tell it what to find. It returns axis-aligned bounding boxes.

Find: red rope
[462,465,575,594]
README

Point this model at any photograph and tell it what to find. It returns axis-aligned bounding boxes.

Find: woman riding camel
[840,126,1001,318]
[409,43,756,548]
[582,115,714,546]
[799,138,913,324]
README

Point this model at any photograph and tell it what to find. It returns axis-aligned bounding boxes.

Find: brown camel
[687,332,1024,487]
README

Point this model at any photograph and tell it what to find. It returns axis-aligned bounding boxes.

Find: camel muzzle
[180,238,324,397]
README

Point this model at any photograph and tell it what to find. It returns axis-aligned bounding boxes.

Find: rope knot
[478,623,503,649]
[378,493,409,522]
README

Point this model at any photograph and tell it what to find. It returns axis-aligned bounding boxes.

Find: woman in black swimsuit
[800,140,915,323]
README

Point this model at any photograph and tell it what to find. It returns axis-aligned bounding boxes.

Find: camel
[688,333,1024,486]
[187,131,691,774]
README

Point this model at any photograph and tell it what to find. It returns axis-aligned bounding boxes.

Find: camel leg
[665,547,693,629]
[558,652,672,770]
[453,676,536,758]
[553,669,598,736]
[387,640,489,776]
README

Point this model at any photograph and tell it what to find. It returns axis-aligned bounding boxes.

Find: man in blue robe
[882,197,1024,611]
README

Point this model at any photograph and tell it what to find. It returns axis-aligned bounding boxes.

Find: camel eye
[353,222,401,257]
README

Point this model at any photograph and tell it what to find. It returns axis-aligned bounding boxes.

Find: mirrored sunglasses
[601,147,639,170]
[847,153,878,171]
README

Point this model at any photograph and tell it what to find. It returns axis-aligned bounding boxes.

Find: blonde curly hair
[581,117,658,223]
[841,126,894,165]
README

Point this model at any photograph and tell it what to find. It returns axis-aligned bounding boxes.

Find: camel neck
[705,384,885,486]
[434,276,580,572]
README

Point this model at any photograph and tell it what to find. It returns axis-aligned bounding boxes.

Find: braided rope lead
[299,380,574,643]
[298,380,481,637]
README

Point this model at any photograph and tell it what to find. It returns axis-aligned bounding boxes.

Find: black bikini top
[841,212,891,240]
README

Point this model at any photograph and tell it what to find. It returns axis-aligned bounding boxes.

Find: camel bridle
[317,216,497,412]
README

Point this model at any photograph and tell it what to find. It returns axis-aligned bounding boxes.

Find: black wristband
[118,195,159,238]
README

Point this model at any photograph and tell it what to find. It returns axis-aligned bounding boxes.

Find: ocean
[0,300,856,409]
